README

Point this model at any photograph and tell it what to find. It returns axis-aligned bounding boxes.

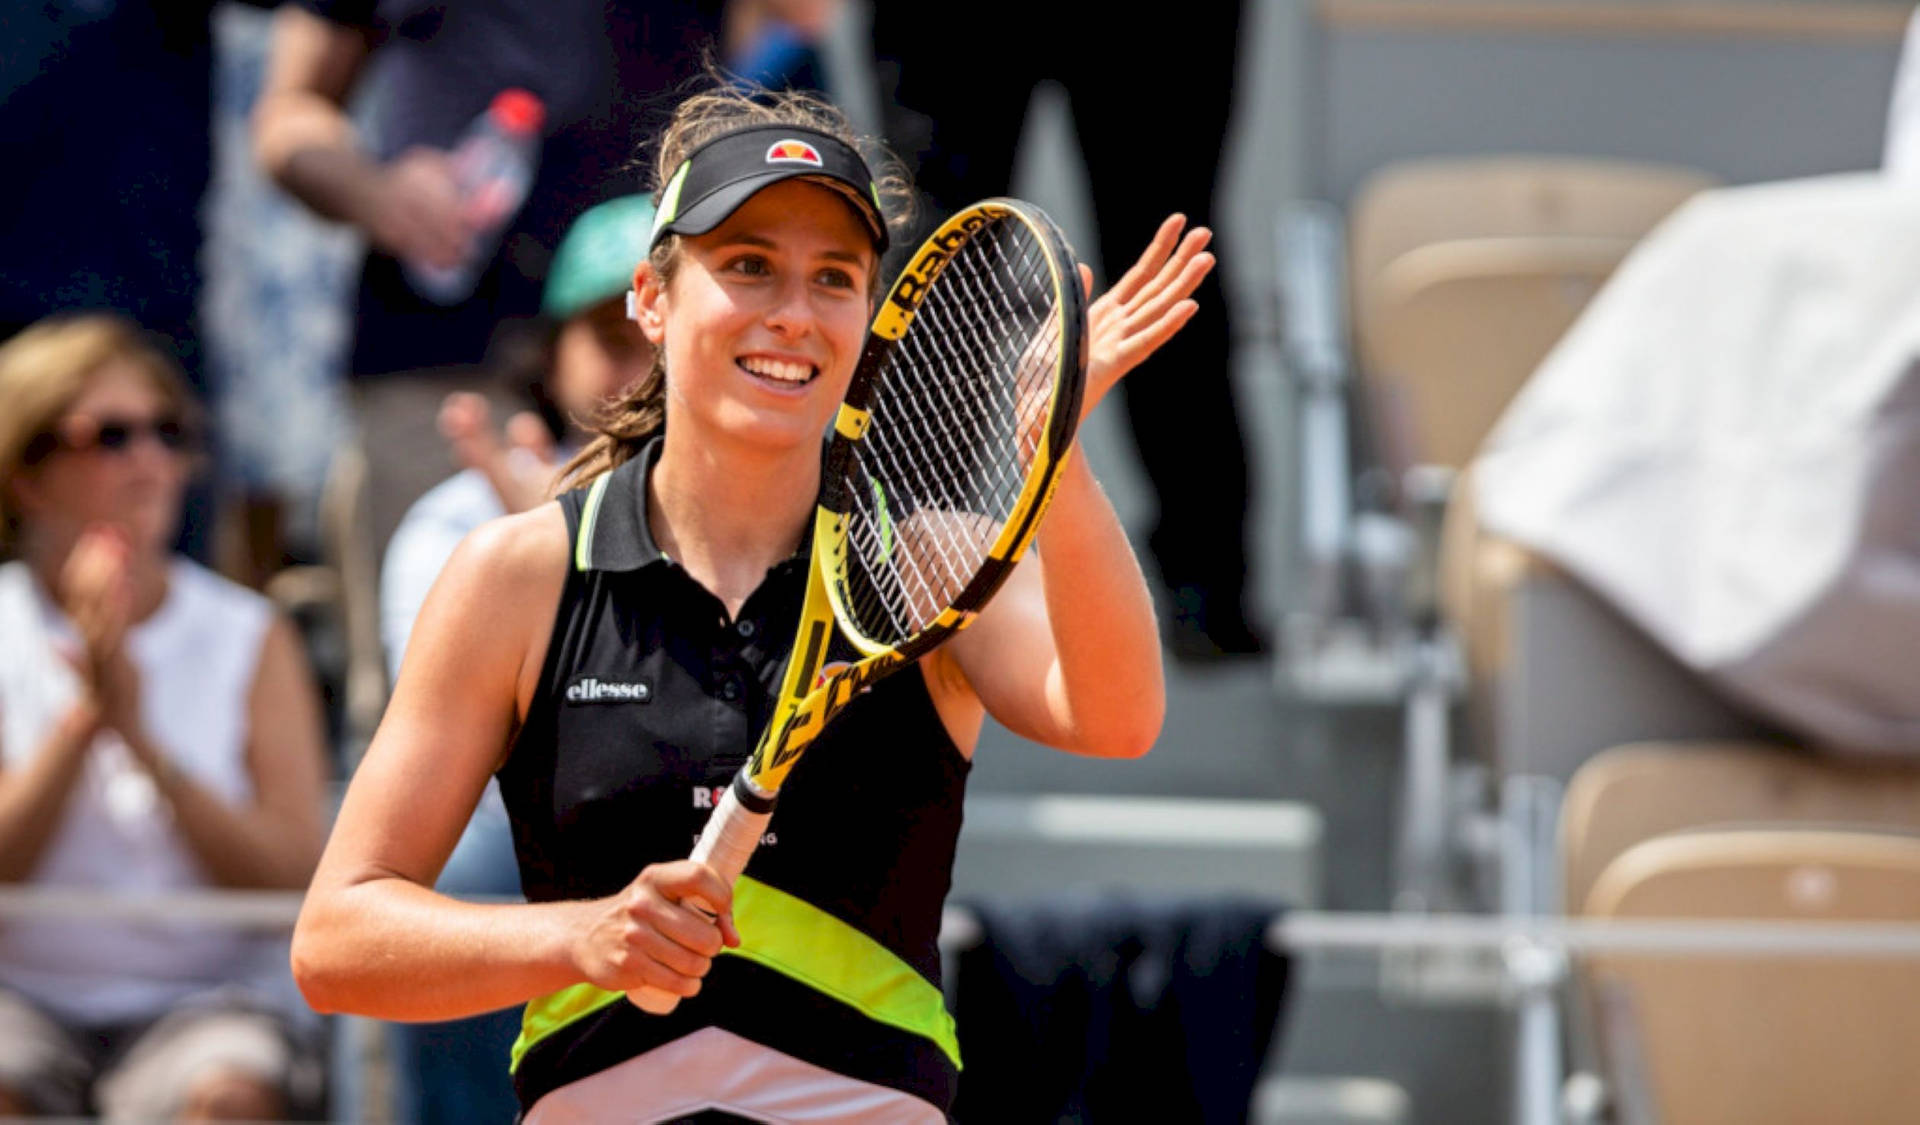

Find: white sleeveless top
[0,558,284,1027]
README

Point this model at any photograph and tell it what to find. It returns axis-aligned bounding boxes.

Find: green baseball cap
[542,194,658,321]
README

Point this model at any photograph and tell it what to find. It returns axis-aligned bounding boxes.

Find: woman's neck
[648,430,819,617]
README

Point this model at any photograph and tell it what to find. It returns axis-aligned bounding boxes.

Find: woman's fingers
[587,860,743,996]
[1129,299,1202,363]
[634,917,719,980]
[1125,248,1215,332]
[61,526,133,655]
[1128,229,1213,318]
[1077,215,1215,409]
[1098,249,1214,376]
[1108,214,1189,307]
[632,860,735,957]
[629,947,706,998]
[1102,303,1202,383]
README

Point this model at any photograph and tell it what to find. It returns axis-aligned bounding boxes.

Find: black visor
[647,125,889,254]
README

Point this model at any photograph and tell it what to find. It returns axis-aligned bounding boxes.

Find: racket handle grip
[627,776,775,1015]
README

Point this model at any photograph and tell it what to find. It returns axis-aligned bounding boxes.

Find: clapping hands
[57,526,144,743]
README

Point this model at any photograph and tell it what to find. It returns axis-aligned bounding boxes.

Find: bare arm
[940,459,1164,760]
[252,6,468,267]
[130,616,330,889]
[0,706,103,883]
[293,506,737,1021]
[939,216,1215,759]
[251,6,375,222]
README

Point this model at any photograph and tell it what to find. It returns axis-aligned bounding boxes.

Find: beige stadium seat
[1581,828,1920,1125]
[1365,235,1630,470]
[1348,156,1719,359]
[1563,742,1920,914]
[1345,157,1716,475]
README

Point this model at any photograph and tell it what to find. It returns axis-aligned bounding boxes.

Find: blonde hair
[557,80,914,492]
[0,314,199,552]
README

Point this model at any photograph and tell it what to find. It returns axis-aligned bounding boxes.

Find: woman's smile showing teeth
[739,355,817,386]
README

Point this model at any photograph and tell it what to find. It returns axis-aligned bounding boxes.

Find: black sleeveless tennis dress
[498,441,969,1121]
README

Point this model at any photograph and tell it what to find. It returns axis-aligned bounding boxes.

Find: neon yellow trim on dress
[573,474,611,571]
[512,982,623,1072]
[721,877,961,1069]
[511,876,961,1072]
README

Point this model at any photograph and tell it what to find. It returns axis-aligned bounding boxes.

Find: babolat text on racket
[630,197,1087,1012]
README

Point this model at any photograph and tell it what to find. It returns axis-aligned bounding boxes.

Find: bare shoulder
[452,501,571,591]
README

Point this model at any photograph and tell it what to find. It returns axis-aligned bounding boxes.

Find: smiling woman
[555,87,914,494]
[292,79,1212,1123]
[636,178,875,454]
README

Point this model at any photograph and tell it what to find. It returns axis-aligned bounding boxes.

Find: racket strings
[839,217,1064,645]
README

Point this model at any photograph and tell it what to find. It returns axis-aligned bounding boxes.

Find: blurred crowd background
[4,0,1920,1122]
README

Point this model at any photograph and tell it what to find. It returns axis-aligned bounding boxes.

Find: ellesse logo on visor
[765,139,824,167]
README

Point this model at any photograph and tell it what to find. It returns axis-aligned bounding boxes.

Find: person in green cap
[375,193,656,1125]
[418,193,662,529]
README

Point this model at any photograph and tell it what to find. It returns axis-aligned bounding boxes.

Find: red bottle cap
[490,89,546,135]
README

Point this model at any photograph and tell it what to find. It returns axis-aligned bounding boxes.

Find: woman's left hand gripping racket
[630,197,1088,1013]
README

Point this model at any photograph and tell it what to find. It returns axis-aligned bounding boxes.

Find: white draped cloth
[1475,174,1920,756]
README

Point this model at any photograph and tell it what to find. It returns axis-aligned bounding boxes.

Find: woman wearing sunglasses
[0,315,331,1120]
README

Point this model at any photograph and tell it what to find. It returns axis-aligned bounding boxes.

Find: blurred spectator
[381,193,661,668]
[0,315,330,1119]
[872,1,1263,661]
[204,2,360,584]
[251,0,721,385]
[0,2,255,562]
[374,194,656,1125]
[1886,4,1920,176]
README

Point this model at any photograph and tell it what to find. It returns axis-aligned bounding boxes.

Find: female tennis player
[293,83,1213,1122]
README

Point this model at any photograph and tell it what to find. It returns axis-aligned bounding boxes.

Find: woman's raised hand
[1080,214,1216,416]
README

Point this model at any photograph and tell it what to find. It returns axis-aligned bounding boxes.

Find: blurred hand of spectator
[438,391,559,515]
[365,147,472,269]
[56,525,143,744]
[251,6,441,254]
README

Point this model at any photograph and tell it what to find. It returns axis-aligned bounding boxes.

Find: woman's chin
[706,403,831,453]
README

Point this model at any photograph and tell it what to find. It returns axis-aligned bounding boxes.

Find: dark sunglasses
[50,414,195,456]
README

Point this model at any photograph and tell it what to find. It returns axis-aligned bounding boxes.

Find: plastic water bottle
[405,88,546,306]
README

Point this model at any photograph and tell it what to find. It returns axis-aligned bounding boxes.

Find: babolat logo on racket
[885,204,1013,322]
[764,139,824,167]
[564,675,652,704]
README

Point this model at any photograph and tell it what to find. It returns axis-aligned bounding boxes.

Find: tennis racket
[630,197,1087,1013]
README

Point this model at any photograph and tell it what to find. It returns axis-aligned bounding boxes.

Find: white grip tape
[627,785,772,1014]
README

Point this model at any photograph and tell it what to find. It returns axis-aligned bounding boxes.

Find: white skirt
[523,1026,947,1124]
